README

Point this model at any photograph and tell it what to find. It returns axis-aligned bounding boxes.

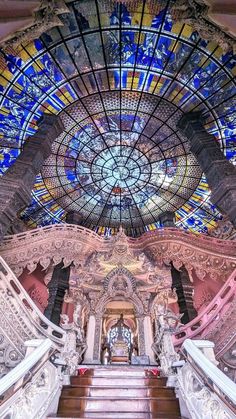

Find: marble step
[58,396,180,414]
[62,385,175,398]
[50,413,182,418]
[79,367,154,378]
[70,376,167,387]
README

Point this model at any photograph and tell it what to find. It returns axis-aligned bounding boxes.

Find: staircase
[55,366,181,418]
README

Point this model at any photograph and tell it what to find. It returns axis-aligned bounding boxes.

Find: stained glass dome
[0,0,235,235]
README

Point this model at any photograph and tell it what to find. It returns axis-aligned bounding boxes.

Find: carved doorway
[101,300,137,364]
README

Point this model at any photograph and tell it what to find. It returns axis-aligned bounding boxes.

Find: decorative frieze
[1,224,235,281]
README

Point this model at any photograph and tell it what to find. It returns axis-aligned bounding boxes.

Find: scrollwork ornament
[1,224,235,282]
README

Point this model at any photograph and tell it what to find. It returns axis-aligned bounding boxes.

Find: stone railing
[177,339,236,419]
[173,268,236,348]
[0,339,62,419]
[0,256,66,377]
[1,225,235,281]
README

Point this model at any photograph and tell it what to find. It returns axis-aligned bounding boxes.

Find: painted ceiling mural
[0,0,235,236]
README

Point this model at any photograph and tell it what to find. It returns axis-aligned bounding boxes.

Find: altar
[109,314,131,364]
[59,227,177,366]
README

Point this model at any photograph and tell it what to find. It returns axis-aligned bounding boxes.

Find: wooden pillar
[0,114,64,241]
[178,112,236,227]
[171,264,197,324]
[44,262,70,325]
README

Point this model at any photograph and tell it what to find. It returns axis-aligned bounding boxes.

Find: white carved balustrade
[0,256,66,376]
[0,256,66,344]
[0,338,62,419]
[177,339,236,419]
[173,268,236,348]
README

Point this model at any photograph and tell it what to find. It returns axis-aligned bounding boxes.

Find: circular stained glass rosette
[41,95,201,229]
[0,0,235,235]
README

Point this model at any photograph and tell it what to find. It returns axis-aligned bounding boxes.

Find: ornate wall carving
[173,269,236,347]
[0,332,23,378]
[170,0,236,53]
[136,316,145,356]
[0,257,66,376]
[93,316,103,362]
[1,224,236,370]
[95,266,144,317]
[0,0,70,49]
[28,284,48,311]
[1,225,235,282]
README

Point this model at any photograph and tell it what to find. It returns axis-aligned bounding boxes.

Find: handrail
[0,339,53,397]
[183,339,236,406]
[173,268,236,346]
[179,347,236,416]
[0,256,66,344]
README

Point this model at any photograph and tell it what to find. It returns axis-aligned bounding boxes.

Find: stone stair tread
[63,384,175,390]
[51,411,181,419]
[75,368,158,370]
[58,368,180,418]
[54,414,182,416]
[71,374,166,381]
[59,396,178,400]
[52,415,181,418]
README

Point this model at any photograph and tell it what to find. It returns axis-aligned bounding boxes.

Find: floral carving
[1,225,235,282]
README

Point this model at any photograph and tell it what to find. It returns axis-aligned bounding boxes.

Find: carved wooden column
[178,112,236,227]
[171,264,197,324]
[159,211,176,227]
[0,114,64,241]
[143,315,156,363]
[44,212,83,325]
[44,262,70,325]
[137,316,146,356]
[92,316,102,363]
[83,314,96,363]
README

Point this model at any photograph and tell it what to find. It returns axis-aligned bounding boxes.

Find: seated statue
[111,340,129,363]
[109,314,130,364]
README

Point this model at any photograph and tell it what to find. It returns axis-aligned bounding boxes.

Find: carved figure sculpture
[152,303,182,375]
[60,309,87,374]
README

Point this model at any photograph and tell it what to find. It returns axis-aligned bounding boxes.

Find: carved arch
[96,266,144,316]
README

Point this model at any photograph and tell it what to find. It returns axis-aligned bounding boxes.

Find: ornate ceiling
[0,0,235,235]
